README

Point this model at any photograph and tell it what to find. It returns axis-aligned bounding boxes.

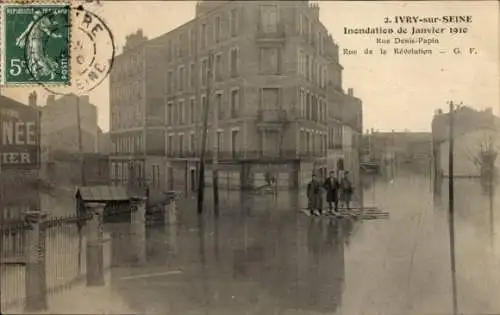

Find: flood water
[105,174,500,314]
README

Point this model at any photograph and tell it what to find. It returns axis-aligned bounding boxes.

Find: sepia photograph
[0,1,499,314]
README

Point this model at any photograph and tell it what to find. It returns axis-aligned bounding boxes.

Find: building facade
[161,0,362,192]
[432,106,500,177]
[109,29,168,196]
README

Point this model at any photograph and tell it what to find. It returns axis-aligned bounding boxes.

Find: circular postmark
[24,5,115,95]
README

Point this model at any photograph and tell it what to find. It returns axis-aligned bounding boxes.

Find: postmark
[36,5,115,95]
[1,4,71,85]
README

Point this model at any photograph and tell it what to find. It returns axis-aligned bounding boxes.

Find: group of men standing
[307,170,353,216]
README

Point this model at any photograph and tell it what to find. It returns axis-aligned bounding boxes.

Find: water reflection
[108,190,356,314]
[107,176,500,314]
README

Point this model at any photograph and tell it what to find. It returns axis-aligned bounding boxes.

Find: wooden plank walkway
[300,208,389,220]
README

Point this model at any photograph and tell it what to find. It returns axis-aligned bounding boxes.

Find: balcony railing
[257,109,287,123]
[110,151,145,157]
[146,116,164,127]
[166,150,326,160]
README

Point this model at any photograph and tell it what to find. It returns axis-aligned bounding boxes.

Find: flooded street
[107,174,500,315]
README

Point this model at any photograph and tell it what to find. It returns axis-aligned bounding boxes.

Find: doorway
[168,167,174,190]
[190,169,196,192]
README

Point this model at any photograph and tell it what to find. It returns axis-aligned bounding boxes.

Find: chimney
[347,88,354,96]
[28,91,37,107]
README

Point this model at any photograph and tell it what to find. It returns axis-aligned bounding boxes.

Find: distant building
[39,94,106,188]
[362,130,432,176]
[97,127,110,155]
[41,94,99,157]
[432,106,500,177]
[327,87,363,182]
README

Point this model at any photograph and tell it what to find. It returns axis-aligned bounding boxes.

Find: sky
[2,1,499,132]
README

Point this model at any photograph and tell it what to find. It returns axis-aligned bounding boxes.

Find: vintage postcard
[0,1,499,315]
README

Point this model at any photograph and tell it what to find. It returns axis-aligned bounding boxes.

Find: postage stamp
[1,4,71,85]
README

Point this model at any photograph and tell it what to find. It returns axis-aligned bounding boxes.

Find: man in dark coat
[324,171,340,214]
[307,174,322,216]
[340,171,353,210]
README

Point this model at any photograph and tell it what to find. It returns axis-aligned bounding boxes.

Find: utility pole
[76,96,86,186]
[447,100,458,315]
[209,51,219,217]
[196,54,211,215]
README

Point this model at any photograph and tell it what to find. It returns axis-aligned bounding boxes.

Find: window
[260,5,278,33]
[178,99,185,124]
[261,88,280,110]
[299,89,305,118]
[179,133,184,153]
[217,131,223,153]
[167,102,173,125]
[215,16,221,42]
[216,92,224,119]
[312,95,317,121]
[215,54,222,81]
[231,129,239,154]
[201,23,207,48]
[152,165,159,188]
[321,67,327,89]
[298,14,304,35]
[189,98,195,123]
[230,8,238,36]
[177,33,184,57]
[167,40,172,61]
[306,131,311,153]
[167,71,173,94]
[168,134,173,154]
[188,29,193,55]
[189,133,195,152]
[189,63,195,88]
[305,55,310,80]
[230,48,239,77]
[201,58,208,86]
[319,32,324,55]
[259,47,280,74]
[297,50,304,76]
[230,88,239,117]
[178,66,185,91]
[201,95,207,122]
[305,91,310,120]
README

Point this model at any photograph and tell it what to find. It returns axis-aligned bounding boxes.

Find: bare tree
[466,133,498,180]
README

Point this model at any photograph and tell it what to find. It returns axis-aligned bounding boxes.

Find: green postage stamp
[1,4,71,85]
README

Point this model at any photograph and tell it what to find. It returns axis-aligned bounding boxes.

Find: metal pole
[448,100,458,315]
[209,52,219,217]
[197,56,211,216]
[76,96,85,186]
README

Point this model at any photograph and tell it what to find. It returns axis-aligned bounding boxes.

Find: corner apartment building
[163,0,362,192]
[109,30,168,195]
